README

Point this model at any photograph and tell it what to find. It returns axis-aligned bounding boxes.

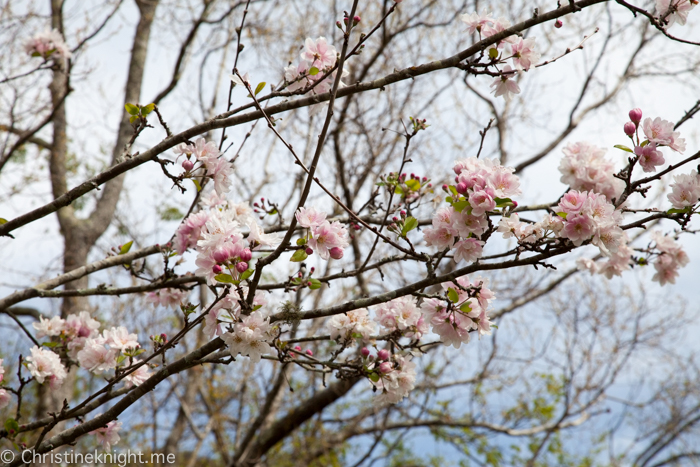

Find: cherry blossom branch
[614,0,700,47]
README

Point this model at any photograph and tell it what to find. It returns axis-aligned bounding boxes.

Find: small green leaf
[296,237,307,246]
[494,197,513,207]
[116,354,126,365]
[141,103,155,115]
[41,342,60,348]
[290,249,308,262]
[447,287,459,303]
[119,240,133,255]
[192,179,202,192]
[449,185,459,196]
[445,196,453,204]
[614,144,634,153]
[125,103,140,115]
[488,47,499,59]
[394,186,404,195]
[5,418,19,435]
[240,269,254,281]
[459,302,472,313]
[129,115,139,124]
[369,373,380,382]
[309,67,320,76]
[401,216,418,236]
[254,82,266,95]
[0,218,7,224]
[667,207,691,214]
[308,278,322,290]
[405,179,421,191]
[214,273,235,284]
[452,199,470,212]
[556,212,567,219]
[641,140,649,147]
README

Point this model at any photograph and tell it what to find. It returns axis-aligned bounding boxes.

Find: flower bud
[182,159,194,171]
[294,345,302,351]
[400,210,406,217]
[441,184,449,192]
[236,262,248,273]
[305,247,314,255]
[212,264,223,274]
[456,182,468,194]
[240,248,253,262]
[305,349,313,356]
[629,108,643,123]
[213,248,230,264]
[554,19,563,28]
[329,247,344,260]
[353,15,361,23]
[379,361,393,374]
[377,349,390,360]
[624,121,636,137]
[361,347,371,357]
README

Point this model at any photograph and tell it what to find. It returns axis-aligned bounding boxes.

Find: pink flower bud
[379,361,393,374]
[441,184,449,192]
[554,19,563,28]
[182,159,194,171]
[294,345,302,351]
[377,349,390,360]
[624,121,636,136]
[305,349,313,356]
[629,108,643,123]
[240,248,253,262]
[305,247,314,255]
[213,248,230,264]
[212,264,223,274]
[400,210,406,217]
[361,347,371,357]
[353,15,361,22]
[236,262,248,273]
[456,182,468,194]
[160,333,167,341]
[329,247,344,260]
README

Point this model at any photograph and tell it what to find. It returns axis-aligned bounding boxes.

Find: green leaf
[556,212,567,219]
[401,216,418,236]
[192,179,202,192]
[119,240,133,255]
[116,354,126,365]
[445,196,453,204]
[452,199,470,212]
[308,278,322,290]
[215,273,235,284]
[449,185,459,196]
[129,115,139,124]
[488,47,499,59]
[290,249,308,262]
[394,186,404,195]
[459,302,472,313]
[369,373,380,383]
[494,197,513,207]
[0,218,6,224]
[667,207,691,214]
[614,144,634,153]
[254,82,266,95]
[240,269,254,281]
[41,342,60,348]
[641,140,649,147]
[5,418,19,435]
[296,237,307,246]
[447,287,459,303]
[141,103,155,115]
[125,103,140,115]
[309,67,320,76]
[405,179,421,191]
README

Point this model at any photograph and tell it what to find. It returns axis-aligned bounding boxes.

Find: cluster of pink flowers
[295,207,349,260]
[558,142,624,201]
[203,288,267,340]
[655,0,695,27]
[651,231,689,285]
[497,212,564,244]
[77,326,141,374]
[173,138,233,197]
[145,288,189,309]
[370,354,417,405]
[326,309,377,342]
[668,170,700,209]
[624,109,685,173]
[221,310,274,362]
[420,276,495,348]
[25,346,67,389]
[33,310,100,359]
[423,157,520,263]
[461,12,541,100]
[0,359,9,409]
[91,416,122,451]
[374,296,428,339]
[24,28,71,62]
[283,37,348,97]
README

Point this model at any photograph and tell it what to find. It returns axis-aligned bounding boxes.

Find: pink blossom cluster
[91,416,122,451]
[374,296,428,339]
[24,28,72,61]
[221,310,274,362]
[655,0,695,27]
[77,326,141,375]
[33,310,100,359]
[423,157,521,264]
[370,354,417,405]
[668,170,700,209]
[624,109,686,173]
[296,207,349,260]
[25,346,67,389]
[326,309,377,342]
[145,288,189,309]
[173,138,233,196]
[558,142,624,201]
[203,288,267,339]
[283,37,348,96]
[651,231,689,285]
[0,359,9,409]
[555,190,627,254]
[497,212,564,244]
[420,276,495,348]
